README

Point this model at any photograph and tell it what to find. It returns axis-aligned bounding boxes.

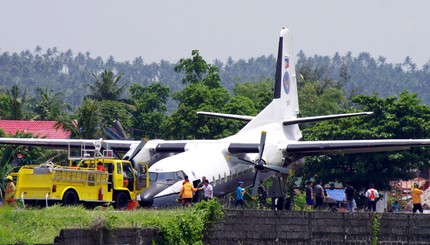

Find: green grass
[0,199,223,245]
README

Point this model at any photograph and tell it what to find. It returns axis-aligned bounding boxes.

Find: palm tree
[5,84,28,120]
[55,100,104,139]
[30,87,71,120]
[85,69,128,102]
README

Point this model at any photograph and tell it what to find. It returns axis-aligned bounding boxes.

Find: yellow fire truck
[14,147,149,209]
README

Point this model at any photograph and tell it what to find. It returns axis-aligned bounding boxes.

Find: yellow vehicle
[14,149,149,209]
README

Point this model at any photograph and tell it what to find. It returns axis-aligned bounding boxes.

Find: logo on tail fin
[283,56,290,94]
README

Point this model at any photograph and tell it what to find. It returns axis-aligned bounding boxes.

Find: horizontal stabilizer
[197,111,254,122]
[283,112,373,126]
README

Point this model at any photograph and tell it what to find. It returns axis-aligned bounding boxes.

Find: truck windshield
[149,171,185,182]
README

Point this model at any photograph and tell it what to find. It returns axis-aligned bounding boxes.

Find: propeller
[251,131,267,197]
[248,131,290,198]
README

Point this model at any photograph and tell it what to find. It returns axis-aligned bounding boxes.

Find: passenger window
[123,164,133,178]
[139,164,147,175]
[117,162,122,174]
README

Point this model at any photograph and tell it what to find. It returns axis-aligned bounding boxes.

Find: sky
[1,0,430,67]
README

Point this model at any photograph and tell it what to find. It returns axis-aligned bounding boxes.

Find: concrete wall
[54,228,160,245]
[204,210,430,245]
[54,210,430,245]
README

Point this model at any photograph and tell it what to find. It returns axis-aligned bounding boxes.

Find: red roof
[0,120,71,139]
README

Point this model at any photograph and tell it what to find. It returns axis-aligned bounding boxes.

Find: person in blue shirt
[236,181,246,208]
[392,200,400,213]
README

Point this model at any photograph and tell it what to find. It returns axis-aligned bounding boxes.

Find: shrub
[0,199,224,244]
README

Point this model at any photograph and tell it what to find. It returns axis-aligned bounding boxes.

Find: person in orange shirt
[411,183,424,213]
[97,162,106,171]
[179,176,196,207]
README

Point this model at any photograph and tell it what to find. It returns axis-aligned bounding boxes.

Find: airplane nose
[138,182,171,208]
[140,194,154,207]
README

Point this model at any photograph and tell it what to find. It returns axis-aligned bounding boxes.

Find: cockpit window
[149,171,186,182]
[158,172,176,181]
[149,172,158,181]
[176,171,185,180]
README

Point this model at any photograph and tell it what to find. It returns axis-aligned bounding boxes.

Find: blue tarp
[326,189,345,202]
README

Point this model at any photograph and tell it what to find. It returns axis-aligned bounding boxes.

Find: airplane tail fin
[238,28,301,140]
[273,28,299,114]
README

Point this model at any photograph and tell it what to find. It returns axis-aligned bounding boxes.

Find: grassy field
[0,200,223,245]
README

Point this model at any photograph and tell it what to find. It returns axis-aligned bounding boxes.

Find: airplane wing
[3,137,429,157]
[0,138,139,153]
[226,139,430,156]
[283,139,430,156]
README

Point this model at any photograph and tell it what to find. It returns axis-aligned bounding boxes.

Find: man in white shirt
[198,179,213,200]
[365,184,379,212]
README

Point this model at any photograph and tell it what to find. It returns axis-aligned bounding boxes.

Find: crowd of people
[304,180,425,213]
[2,172,426,213]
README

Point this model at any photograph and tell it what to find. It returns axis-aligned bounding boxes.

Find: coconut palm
[30,87,71,120]
[5,84,28,120]
[55,100,105,139]
[85,69,128,102]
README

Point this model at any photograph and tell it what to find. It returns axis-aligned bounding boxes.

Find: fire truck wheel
[63,190,79,206]
[115,192,129,210]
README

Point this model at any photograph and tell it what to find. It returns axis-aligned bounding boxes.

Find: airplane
[3,28,430,208]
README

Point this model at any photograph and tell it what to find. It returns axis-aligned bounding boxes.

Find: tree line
[2,46,430,111]
[1,47,430,194]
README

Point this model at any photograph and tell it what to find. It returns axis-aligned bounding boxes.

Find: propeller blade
[258,131,267,162]
[262,165,290,174]
[225,154,252,165]
[252,170,261,197]
[128,141,147,162]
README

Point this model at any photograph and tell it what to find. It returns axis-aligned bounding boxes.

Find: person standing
[344,183,355,212]
[304,181,314,210]
[365,184,379,212]
[179,177,197,207]
[201,179,213,200]
[392,200,400,213]
[258,181,268,208]
[4,175,17,208]
[236,181,246,208]
[411,183,424,213]
[194,176,206,202]
[96,162,106,171]
[314,180,326,210]
[182,175,189,185]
